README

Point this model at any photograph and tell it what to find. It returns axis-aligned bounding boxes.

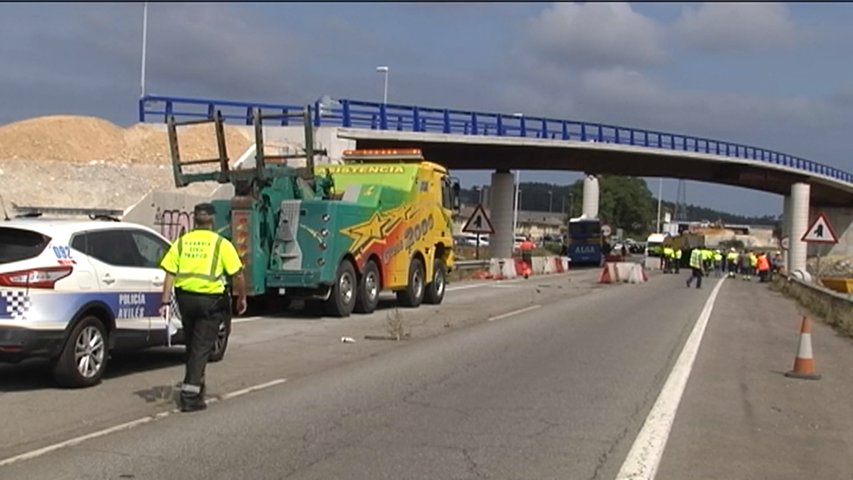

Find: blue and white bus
[566,217,603,266]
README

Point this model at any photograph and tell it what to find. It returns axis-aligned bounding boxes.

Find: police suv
[0,207,230,388]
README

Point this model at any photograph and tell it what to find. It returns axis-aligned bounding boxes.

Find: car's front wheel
[54,315,109,388]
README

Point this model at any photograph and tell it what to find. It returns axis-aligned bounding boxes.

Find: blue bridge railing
[139,95,853,185]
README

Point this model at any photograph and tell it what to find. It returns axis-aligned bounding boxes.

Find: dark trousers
[175,290,228,403]
[686,267,703,289]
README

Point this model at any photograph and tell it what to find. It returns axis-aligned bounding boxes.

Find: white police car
[0,208,231,387]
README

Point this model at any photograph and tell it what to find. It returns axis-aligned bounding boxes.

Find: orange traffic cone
[785,316,821,380]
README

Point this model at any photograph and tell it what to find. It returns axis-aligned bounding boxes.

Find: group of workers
[682,245,783,289]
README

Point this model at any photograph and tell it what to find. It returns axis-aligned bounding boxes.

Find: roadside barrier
[599,262,648,284]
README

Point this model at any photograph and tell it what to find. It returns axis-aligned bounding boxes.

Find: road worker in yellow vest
[662,245,674,273]
[748,251,758,280]
[686,247,704,289]
[713,249,723,277]
[673,247,682,274]
[726,248,739,278]
[159,203,248,412]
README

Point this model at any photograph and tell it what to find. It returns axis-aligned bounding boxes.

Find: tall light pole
[655,178,663,233]
[548,190,553,213]
[140,1,149,98]
[376,66,389,104]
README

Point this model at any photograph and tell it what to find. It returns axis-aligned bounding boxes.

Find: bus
[567,217,603,266]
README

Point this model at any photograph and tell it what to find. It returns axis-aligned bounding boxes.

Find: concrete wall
[123,190,214,242]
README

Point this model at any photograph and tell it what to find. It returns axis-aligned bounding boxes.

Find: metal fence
[139,95,853,185]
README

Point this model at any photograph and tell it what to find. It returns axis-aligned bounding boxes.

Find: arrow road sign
[462,204,495,234]
[801,213,838,244]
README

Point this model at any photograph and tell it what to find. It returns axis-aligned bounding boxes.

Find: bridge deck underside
[353,138,851,207]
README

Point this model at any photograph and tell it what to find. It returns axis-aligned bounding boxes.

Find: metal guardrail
[786,273,852,302]
[454,259,490,270]
[138,95,853,185]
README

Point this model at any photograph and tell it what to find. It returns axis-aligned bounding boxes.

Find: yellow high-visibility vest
[160,229,243,294]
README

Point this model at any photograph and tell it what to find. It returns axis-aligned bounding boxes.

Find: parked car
[0,214,230,387]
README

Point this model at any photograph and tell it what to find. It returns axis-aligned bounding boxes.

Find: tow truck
[167,106,459,316]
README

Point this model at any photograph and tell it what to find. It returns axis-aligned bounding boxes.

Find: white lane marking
[232,316,263,324]
[0,378,287,468]
[615,278,726,480]
[220,378,287,400]
[488,304,541,322]
[447,284,489,292]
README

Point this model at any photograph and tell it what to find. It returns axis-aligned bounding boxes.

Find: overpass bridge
[138,95,853,273]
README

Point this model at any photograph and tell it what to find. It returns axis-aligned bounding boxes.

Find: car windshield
[0,227,50,264]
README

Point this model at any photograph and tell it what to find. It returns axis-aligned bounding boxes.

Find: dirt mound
[123,123,253,164]
[0,115,126,163]
[0,115,253,165]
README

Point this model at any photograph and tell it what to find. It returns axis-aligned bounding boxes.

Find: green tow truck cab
[167,107,460,317]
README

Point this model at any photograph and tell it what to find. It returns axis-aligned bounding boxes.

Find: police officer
[159,203,247,412]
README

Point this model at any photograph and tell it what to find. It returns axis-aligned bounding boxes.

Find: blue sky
[1,2,851,216]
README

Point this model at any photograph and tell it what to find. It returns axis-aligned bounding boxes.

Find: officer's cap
[193,203,216,216]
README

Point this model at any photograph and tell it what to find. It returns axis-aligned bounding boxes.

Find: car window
[0,227,50,264]
[84,230,146,268]
[129,230,169,268]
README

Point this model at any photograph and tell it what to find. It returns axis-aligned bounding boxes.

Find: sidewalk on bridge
[657,276,853,480]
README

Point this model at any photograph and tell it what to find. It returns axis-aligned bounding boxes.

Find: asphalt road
[1,268,716,479]
[4,268,852,479]
[0,268,602,461]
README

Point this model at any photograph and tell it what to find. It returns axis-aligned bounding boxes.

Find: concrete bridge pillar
[489,170,515,259]
[788,182,810,274]
[782,194,792,272]
[582,174,599,218]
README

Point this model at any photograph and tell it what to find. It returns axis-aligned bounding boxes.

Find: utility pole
[655,178,663,233]
[140,1,149,98]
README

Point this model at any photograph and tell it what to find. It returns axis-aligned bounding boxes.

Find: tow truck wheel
[354,260,381,314]
[325,260,357,317]
[423,258,446,305]
[396,257,425,308]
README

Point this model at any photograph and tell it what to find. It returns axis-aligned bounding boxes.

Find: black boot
[180,394,207,412]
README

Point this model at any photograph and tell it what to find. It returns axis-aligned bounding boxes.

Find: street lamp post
[376,66,389,104]
[655,178,663,233]
[140,1,149,98]
[548,190,553,213]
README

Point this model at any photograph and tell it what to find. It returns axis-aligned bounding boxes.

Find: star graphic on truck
[342,209,402,257]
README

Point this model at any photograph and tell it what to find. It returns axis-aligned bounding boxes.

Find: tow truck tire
[325,260,357,317]
[354,260,381,314]
[396,257,425,308]
[423,258,446,305]
[54,315,109,388]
